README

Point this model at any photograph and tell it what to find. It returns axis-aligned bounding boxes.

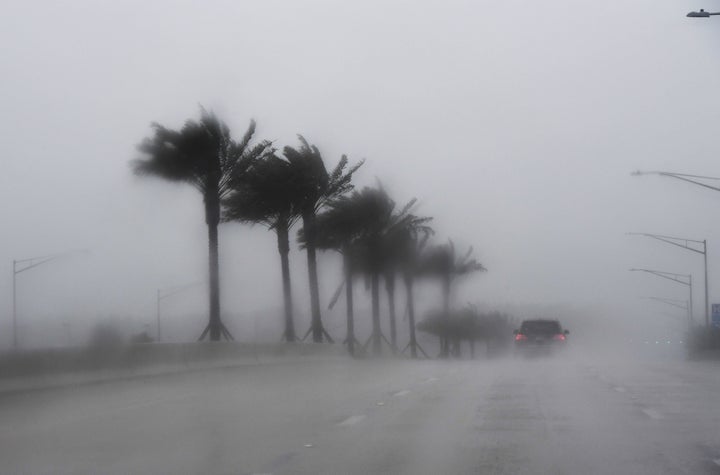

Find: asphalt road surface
[1,350,719,474]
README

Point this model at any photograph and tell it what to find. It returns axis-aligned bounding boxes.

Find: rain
[1,0,720,473]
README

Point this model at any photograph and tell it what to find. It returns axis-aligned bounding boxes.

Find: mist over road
[0,353,718,474]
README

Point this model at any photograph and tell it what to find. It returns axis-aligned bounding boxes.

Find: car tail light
[553,334,566,341]
[515,333,528,341]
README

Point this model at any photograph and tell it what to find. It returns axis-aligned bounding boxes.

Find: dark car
[513,319,569,356]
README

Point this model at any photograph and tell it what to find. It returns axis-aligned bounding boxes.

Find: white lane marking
[338,415,366,426]
[376,401,385,406]
[641,408,663,420]
[393,390,411,397]
[712,458,720,467]
[423,377,439,384]
[303,444,314,448]
[613,386,626,393]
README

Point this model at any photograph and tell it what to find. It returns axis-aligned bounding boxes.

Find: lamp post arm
[647,271,690,286]
[14,249,89,274]
[158,281,204,300]
[658,172,720,193]
[15,256,62,274]
[631,233,705,255]
[647,297,689,311]
[630,268,691,286]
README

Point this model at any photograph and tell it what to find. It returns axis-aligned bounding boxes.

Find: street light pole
[630,170,720,326]
[12,250,87,350]
[629,268,694,326]
[12,260,17,349]
[156,281,203,343]
[645,297,691,322]
[627,233,709,327]
[156,289,161,342]
[704,241,709,327]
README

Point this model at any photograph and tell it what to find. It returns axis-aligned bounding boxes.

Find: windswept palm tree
[132,109,272,341]
[284,136,363,343]
[381,204,433,350]
[390,215,433,358]
[223,154,304,342]
[326,186,428,355]
[420,240,486,356]
[307,197,368,356]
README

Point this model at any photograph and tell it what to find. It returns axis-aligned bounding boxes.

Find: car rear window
[520,321,561,334]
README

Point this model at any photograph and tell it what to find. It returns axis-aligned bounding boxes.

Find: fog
[2,2,720,470]
[3,0,720,350]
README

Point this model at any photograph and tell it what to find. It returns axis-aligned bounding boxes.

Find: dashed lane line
[393,390,411,397]
[641,408,663,420]
[338,415,366,426]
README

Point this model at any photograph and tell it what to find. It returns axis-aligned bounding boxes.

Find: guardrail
[0,342,345,384]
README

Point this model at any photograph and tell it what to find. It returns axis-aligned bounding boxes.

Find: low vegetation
[417,306,514,358]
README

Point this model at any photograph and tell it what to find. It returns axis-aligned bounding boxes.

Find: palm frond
[461,246,474,264]
[282,136,363,215]
[223,149,304,231]
[329,154,348,184]
[236,119,257,154]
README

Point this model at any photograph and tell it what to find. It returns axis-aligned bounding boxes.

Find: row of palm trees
[131,109,485,357]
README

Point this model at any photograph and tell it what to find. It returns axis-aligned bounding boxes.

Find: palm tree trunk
[371,271,381,355]
[344,251,355,356]
[453,338,461,358]
[277,221,296,342]
[440,274,451,357]
[405,273,417,359]
[385,271,397,350]
[302,211,324,343]
[442,277,451,314]
[206,196,221,341]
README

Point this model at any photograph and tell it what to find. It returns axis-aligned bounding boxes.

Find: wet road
[0,352,719,474]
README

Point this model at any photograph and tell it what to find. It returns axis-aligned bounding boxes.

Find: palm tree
[327,186,427,355]
[223,154,304,342]
[284,136,363,343]
[381,206,433,351]
[420,240,486,357]
[391,216,433,358]
[132,109,272,341]
[308,197,368,356]
[339,187,396,355]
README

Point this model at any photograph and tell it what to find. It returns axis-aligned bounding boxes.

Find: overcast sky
[3,0,720,348]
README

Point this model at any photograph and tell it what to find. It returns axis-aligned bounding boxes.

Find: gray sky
[3,0,720,347]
